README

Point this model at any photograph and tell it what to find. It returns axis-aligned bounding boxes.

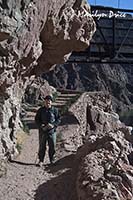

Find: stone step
[54,101,66,105]
[55,97,72,100]
[58,93,79,98]
[23,90,82,116]
[52,90,82,111]
[57,89,81,94]
[52,102,66,106]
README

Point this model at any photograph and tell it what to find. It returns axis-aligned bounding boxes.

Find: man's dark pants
[38,128,56,163]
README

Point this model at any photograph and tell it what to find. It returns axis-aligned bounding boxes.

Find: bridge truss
[68,6,133,64]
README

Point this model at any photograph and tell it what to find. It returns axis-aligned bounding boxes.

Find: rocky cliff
[68,92,133,200]
[0,0,95,159]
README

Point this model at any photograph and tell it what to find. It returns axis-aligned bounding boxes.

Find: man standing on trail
[35,95,60,167]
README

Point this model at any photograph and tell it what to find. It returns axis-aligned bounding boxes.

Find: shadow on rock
[128,152,133,166]
[23,119,37,129]
[10,160,36,166]
[60,114,79,125]
[34,154,77,200]
[45,154,76,174]
[34,167,77,200]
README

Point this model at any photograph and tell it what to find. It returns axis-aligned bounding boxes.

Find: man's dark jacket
[35,106,60,133]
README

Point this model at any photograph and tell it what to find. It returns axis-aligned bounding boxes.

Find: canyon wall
[0,0,95,159]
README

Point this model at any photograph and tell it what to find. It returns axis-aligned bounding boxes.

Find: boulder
[68,92,133,200]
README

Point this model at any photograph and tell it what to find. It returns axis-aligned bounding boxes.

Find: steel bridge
[68,6,133,64]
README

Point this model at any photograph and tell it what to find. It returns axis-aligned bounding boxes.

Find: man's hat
[44,95,53,101]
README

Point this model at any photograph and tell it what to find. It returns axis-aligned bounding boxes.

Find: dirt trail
[0,111,77,200]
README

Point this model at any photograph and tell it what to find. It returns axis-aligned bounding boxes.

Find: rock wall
[69,92,133,200]
[23,77,56,105]
[0,0,95,159]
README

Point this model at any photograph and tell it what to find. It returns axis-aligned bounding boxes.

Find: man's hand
[41,124,48,131]
[47,123,54,129]
[41,123,54,131]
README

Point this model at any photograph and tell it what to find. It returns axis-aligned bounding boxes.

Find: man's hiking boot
[50,157,56,165]
[50,160,54,165]
[36,161,43,167]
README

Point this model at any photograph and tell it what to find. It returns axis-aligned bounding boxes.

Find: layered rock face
[0,0,95,159]
[69,92,133,200]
